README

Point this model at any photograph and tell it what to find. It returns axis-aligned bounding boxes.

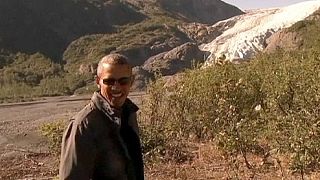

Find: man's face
[96,63,133,109]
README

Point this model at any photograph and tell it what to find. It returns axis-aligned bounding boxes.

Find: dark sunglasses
[102,77,131,86]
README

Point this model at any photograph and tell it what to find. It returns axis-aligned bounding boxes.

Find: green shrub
[139,49,320,175]
[40,120,66,154]
[259,50,320,174]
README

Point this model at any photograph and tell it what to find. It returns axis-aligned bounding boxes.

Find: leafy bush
[258,50,320,174]
[139,49,320,176]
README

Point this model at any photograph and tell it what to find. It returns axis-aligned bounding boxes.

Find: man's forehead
[101,63,132,76]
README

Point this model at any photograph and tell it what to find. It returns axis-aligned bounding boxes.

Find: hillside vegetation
[136,13,320,179]
[0,0,245,103]
[0,14,186,103]
[0,0,145,60]
[139,45,320,179]
[63,16,188,71]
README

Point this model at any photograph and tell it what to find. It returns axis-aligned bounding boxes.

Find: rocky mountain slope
[124,0,243,24]
[2,0,320,101]
[265,8,320,52]
[155,0,243,24]
[0,0,242,61]
[0,0,244,99]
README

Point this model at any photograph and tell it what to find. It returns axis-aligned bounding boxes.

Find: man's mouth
[111,92,122,98]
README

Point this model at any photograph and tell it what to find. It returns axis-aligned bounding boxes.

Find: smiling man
[59,54,144,180]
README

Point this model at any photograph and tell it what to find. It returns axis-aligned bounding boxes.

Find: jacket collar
[91,91,139,125]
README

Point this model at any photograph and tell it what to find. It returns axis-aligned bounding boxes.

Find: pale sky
[223,0,315,10]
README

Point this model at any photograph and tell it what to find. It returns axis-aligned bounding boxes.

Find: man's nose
[111,82,121,89]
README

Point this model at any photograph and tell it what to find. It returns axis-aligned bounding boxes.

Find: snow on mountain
[200,0,320,65]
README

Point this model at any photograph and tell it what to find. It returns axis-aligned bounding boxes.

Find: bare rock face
[306,9,320,21]
[178,19,238,44]
[178,23,213,44]
[114,36,187,67]
[143,42,205,76]
[150,37,186,55]
[264,29,302,53]
[114,46,151,67]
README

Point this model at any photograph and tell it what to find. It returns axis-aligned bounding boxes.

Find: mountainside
[199,0,320,65]
[124,0,243,24]
[0,0,243,61]
[156,0,244,24]
[0,0,244,102]
[0,0,145,61]
[2,0,320,102]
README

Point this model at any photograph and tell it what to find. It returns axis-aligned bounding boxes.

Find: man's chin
[110,100,125,109]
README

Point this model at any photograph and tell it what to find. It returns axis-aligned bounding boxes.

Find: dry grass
[145,142,320,180]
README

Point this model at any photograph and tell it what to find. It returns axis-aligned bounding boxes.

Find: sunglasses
[102,77,131,86]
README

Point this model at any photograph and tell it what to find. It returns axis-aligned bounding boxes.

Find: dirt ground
[1,92,320,180]
[0,92,143,180]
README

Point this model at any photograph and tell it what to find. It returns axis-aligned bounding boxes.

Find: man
[59,54,144,180]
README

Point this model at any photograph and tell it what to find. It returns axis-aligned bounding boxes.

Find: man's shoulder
[71,102,101,126]
[64,101,110,139]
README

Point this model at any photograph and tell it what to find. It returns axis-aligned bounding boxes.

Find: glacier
[199,0,320,65]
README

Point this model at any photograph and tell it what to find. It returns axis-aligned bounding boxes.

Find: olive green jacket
[59,92,144,180]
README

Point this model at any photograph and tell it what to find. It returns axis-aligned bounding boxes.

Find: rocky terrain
[0,0,244,97]
[1,1,320,98]
[0,0,242,60]
[265,7,320,53]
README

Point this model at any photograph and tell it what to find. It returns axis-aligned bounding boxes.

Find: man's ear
[94,75,100,88]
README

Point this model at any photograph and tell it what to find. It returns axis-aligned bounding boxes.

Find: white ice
[200,0,320,65]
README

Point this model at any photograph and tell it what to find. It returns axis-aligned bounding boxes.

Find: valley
[1,0,320,179]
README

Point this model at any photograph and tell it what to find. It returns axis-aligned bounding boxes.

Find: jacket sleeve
[128,112,140,136]
[59,119,97,180]
[126,112,144,180]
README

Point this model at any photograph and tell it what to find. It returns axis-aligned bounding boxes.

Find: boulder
[264,29,302,53]
[150,37,186,55]
[143,42,205,76]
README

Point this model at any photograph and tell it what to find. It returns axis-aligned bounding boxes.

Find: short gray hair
[96,53,131,77]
